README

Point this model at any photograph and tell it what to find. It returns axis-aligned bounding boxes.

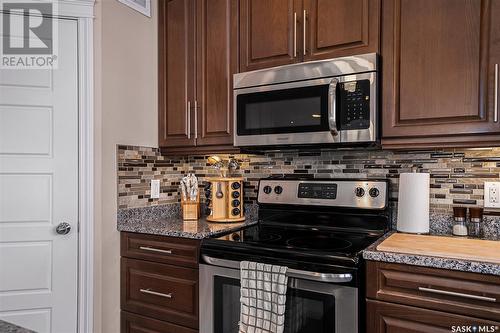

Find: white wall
[94,0,158,331]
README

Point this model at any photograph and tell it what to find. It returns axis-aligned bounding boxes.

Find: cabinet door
[382,0,500,148]
[367,300,500,333]
[121,311,197,333]
[158,0,196,148]
[303,0,380,61]
[195,0,238,146]
[239,0,300,71]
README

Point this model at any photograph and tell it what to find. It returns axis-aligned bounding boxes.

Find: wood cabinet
[366,261,500,333]
[239,0,299,71]
[367,300,500,333]
[158,0,196,148]
[303,0,380,62]
[381,0,500,148]
[158,0,237,151]
[120,232,201,333]
[239,0,380,72]
[122,312,197,333]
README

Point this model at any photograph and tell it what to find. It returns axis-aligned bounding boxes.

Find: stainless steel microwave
[233,53,378,148]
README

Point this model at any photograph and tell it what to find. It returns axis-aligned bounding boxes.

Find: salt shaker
[452,207,468,236]
[468,207,483,238]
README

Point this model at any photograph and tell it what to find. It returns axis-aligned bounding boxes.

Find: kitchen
[0,0,499,333]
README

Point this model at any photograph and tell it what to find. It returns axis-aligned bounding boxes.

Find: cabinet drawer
[366,261,500,321]
[121,232,200,268]
[121,311,197,333]
[121,258,199,329]
[366,300,500,333]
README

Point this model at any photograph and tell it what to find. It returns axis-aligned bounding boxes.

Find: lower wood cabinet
[367,300,500,333]
[121,312,198,333]
[121,232,201,333]
[366,261,500,333]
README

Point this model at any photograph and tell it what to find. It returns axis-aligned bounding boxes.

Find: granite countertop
[117,204,259,239]
[0,320,36,333]
[363,231,500,276]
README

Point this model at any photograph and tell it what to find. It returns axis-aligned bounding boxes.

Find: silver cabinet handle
[140,288,172,299]
[187,101,191,139]
[56,222,71,235]
[328,78,339,136]
[194,100,198,139]
[303,10,307,56]
[139,246,173,254]
[494,63,498,123]
[201,255,352,283]
[293,12,297,57]
[418,287,497,303]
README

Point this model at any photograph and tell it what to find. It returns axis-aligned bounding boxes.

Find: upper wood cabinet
[158,0,237,150]
[381,0,500,148]
[196,0,238,147]
[239,0,299,71]
[303,0,380,62]
[158,0,196,148]
[239,0,380,72]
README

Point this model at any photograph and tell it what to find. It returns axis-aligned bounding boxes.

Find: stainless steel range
[200,177,390,333]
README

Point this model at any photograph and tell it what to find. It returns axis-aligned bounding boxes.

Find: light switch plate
[484,182,500,208]
[150,179,160,199]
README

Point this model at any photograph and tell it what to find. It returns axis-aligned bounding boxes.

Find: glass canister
[468,207,484,238]
[452,206,468,236]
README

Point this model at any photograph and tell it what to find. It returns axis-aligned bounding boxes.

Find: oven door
[233,72,377,147]
[200,263,358,333]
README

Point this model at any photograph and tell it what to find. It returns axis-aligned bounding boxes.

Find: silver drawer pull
[140,288,172,299]
[418,287,497,303]
[139,246,173,254]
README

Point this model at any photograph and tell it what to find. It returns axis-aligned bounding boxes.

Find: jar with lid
[452,206,468,236]
[468,207,483,238]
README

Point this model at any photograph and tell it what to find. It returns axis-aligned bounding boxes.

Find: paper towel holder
[396,172,430,234]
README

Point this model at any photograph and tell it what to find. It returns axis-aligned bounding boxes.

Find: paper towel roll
[397,173,430,234]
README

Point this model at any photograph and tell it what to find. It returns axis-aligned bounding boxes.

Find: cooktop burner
[286,236,352,251]
[201,178,390,271]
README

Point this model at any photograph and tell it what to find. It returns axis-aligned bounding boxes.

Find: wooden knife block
[181,192,200,221]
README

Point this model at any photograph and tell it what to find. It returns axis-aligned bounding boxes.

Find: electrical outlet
[150,179,160,199]
[484,182,500,208]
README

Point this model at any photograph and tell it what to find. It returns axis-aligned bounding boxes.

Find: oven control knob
[231,233,241,241]
[274,186,283,195]
[369,188,380,198]
[232,208,241,216]
[232,191,240,198]
[355,187,365,197]
[232,199,240,207]
[263,185,272,194]
[231,182,241,190]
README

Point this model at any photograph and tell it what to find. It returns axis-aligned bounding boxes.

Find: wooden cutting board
[377,233,500,264]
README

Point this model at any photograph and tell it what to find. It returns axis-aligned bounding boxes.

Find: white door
[0,18,79,333]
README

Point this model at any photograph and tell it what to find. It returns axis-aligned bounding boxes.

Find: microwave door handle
[328,78,339,136]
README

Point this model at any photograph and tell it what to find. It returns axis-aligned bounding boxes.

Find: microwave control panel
[338,79,371,130]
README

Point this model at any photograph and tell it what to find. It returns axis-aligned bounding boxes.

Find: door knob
[56,222,71,235]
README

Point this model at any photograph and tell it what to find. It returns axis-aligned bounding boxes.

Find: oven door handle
[201,255,353,283]
[328,78,339,137]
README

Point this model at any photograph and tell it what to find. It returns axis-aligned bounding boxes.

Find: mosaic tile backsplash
[117,145,500,215]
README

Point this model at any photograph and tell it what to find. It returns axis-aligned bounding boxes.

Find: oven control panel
[298,183,337,200]
[258,179,388,209]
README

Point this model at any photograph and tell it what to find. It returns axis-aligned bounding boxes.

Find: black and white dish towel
[239,261,288,333]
